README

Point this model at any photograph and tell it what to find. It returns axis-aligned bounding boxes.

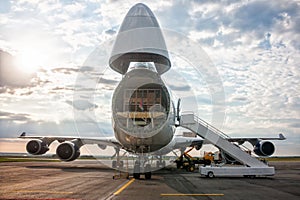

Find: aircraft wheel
[145,164,152,179]
[133,164,140,179]
[162,160,166,168]
[133,173,140,179]
[145,172,152,179]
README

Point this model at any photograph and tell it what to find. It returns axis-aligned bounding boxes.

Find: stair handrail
[181,112,253,153]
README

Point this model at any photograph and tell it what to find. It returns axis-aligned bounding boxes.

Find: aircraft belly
[115,123,173,153]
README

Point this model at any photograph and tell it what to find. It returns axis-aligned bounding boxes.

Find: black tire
[207,171,214,178]
[133,173,140,179]
[133,164,140,179]
[145,172,152,179]
[162,160,166,168]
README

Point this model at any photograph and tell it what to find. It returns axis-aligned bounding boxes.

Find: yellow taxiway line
[161,193,224,196]
[113,178,135,195]
[11,190,73,194]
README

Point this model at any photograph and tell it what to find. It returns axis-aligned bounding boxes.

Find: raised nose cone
[119,3,159,31]
[109,3,171,75]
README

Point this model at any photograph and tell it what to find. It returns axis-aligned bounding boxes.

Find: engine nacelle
[26,139,49,155]
[254,141,275,156]
[56,141,80,162]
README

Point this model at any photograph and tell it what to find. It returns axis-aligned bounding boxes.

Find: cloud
[105,29,116,35]
[51,67,79,74]
[0,110,31,123]
[98,77,119,85]
[66,99,98,111]
[168,84,191,91]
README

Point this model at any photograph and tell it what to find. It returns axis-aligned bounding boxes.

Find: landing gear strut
[156,156,166,168]
[133,159,152,179]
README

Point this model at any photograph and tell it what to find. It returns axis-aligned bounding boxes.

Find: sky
[0,0,299,156]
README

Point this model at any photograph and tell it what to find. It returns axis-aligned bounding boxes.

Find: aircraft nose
[127,3,155,17]
[119,3,159,31]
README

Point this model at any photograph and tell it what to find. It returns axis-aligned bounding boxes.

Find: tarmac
[0,160,299,200]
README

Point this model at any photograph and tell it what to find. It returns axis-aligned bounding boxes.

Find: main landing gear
[156,156,166,168]
[133,160,152,179]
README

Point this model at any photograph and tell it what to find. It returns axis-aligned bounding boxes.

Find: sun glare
[15,49,47,73]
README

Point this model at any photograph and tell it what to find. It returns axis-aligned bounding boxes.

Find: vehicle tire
[207,171,214,178]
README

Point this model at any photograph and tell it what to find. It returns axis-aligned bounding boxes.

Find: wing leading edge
[19,132,121,148]
[227,133,286,145]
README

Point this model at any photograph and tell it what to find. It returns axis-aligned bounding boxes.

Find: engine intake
[26,140,49,155]
[254,141,275,156]
[56,141,80,162]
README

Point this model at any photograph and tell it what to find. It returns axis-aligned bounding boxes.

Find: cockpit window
[128,62,157,72]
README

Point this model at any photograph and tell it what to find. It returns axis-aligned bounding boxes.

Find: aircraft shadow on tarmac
[26,165,115,173]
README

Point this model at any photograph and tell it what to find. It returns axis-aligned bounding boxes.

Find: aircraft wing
[227,133,286,146]
[18,132,121,148]
[172,136,204,149]
[150,135,204,156]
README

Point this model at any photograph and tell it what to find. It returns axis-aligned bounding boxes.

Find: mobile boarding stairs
[179,113,275,177]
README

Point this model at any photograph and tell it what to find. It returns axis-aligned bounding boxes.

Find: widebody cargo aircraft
[19,3,285,179]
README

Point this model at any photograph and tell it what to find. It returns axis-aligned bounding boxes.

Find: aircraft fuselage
[112,63,175,153]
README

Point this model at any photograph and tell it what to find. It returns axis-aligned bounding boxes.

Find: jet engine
[56,141,81,162]
[26,139,49,155]
[253,141,275,156]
